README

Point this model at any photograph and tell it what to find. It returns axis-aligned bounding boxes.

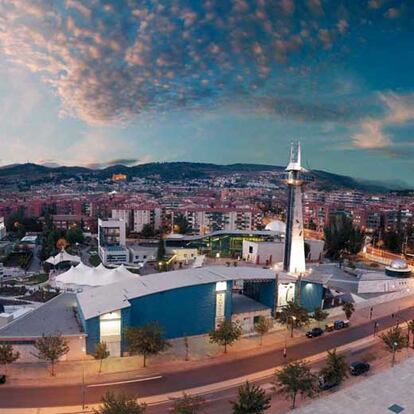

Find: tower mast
[283,142,311,275]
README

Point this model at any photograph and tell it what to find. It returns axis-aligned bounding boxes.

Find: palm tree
[312,307,329,327]
[342,302,355,320]
[276,301,310,338]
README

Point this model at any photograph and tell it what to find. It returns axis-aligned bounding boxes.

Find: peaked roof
[55,262,137,289]
[46,249,81,265]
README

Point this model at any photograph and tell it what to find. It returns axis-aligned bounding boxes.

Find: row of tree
[1,319,413,412]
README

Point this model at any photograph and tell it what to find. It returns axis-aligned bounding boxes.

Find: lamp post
[290,316,296,338]
[392,341,398,367]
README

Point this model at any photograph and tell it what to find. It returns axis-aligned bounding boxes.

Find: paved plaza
[294,357,414,414]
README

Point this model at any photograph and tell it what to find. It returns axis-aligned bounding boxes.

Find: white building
[0,217,6,240]
[111,209,132,230]
[242,240,284,265]
[133,207,162,233]
[128,245,157,265]
[182,209,262,234]
[242,238,324,266]
[98,218,128,265]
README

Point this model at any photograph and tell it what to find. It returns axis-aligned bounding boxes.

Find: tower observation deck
[283,142,313,275]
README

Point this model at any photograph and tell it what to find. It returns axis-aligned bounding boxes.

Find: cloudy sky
[0,0,413,184]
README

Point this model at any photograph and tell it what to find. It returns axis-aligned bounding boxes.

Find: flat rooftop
[232,293,270,314]
[0,293,82,338]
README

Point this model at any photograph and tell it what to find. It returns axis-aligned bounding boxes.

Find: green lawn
[89,254,101,267]
[25,273,49,285]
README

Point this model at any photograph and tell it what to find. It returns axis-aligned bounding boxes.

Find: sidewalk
[3,291,414,388]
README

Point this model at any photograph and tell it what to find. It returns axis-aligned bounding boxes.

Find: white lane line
[87,375,163,388]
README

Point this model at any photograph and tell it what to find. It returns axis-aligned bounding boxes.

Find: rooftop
[0,293,82,338]
[76,265,301,320]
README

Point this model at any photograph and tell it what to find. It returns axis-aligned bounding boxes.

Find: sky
[0,0,413,185]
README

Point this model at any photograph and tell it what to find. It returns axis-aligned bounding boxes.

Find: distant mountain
[0,162,409,192]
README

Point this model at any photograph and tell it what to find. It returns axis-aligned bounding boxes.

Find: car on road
[349,361,370,376]
[306,327,324,338]
[0,375,6,384]
[325,320,350,332]
[318,375,339,390]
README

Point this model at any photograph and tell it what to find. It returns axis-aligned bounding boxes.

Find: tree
[407,320,414,348]
[94,392,146,414]
[342,302,355,320]
[319,349,348,386]
[231,381,271,414]
[66,225,84,245]
[274,361,318,409]
[324,214,364,260]
[276,301,310,337]
[156,238,166,262]
[33,334,69,376]
[209,320,242,353]
[380,326,408,366]
[94,342,110,373]
[312,307,329,327]
[125,322,170,367]
[171,392,206,414]
[0,344,20,375]
[174,214,192,234]
[141,223,155,238]
[254,316,272,345]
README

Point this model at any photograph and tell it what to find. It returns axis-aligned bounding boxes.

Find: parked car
[325,320,350,332]
[306,327,324,338]
[0,374,6,384]
[349,361,370,376]
[318,375,339,390]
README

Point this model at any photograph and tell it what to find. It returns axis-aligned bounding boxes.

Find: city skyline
[0,1,413,185]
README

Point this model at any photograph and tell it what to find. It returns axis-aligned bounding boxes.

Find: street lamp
[392,341,398,367]
[290,315,297,338]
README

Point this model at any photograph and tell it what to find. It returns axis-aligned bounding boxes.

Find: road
[1,305,413,410]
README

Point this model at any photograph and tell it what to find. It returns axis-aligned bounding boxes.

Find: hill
[0,162,408,192]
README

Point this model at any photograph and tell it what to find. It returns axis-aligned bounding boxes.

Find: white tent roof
[77,265,300,320]
[46,249,81,266]
[55,262,137,289]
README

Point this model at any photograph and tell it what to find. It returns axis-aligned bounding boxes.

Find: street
[1,304,413,410]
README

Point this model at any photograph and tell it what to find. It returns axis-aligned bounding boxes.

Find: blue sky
[0,0,413,185]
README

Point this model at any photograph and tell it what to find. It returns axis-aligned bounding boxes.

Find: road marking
[87,375,162,388]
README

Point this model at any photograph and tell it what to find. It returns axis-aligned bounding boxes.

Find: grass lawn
[25,273,49,285]
[89,254,101,267]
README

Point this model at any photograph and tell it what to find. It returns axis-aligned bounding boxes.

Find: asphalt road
[1,306,413,410]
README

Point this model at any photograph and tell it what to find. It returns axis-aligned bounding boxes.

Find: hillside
[0,162,408,192]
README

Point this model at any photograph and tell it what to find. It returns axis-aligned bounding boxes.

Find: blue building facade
[76,269,325,357]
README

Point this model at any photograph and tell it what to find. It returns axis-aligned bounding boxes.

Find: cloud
[352,93,414,149]
[0,0,408,126]
[85,158,141,169]
[352,119,391,149]
[247,96,361,123]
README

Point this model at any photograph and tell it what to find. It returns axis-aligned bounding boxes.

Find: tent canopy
[55,262,137,289]
[46,249,81,266]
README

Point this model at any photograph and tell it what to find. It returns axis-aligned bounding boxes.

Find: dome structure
[385,258,411,278]
[390,259,408,270]
[265,220,286,234]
